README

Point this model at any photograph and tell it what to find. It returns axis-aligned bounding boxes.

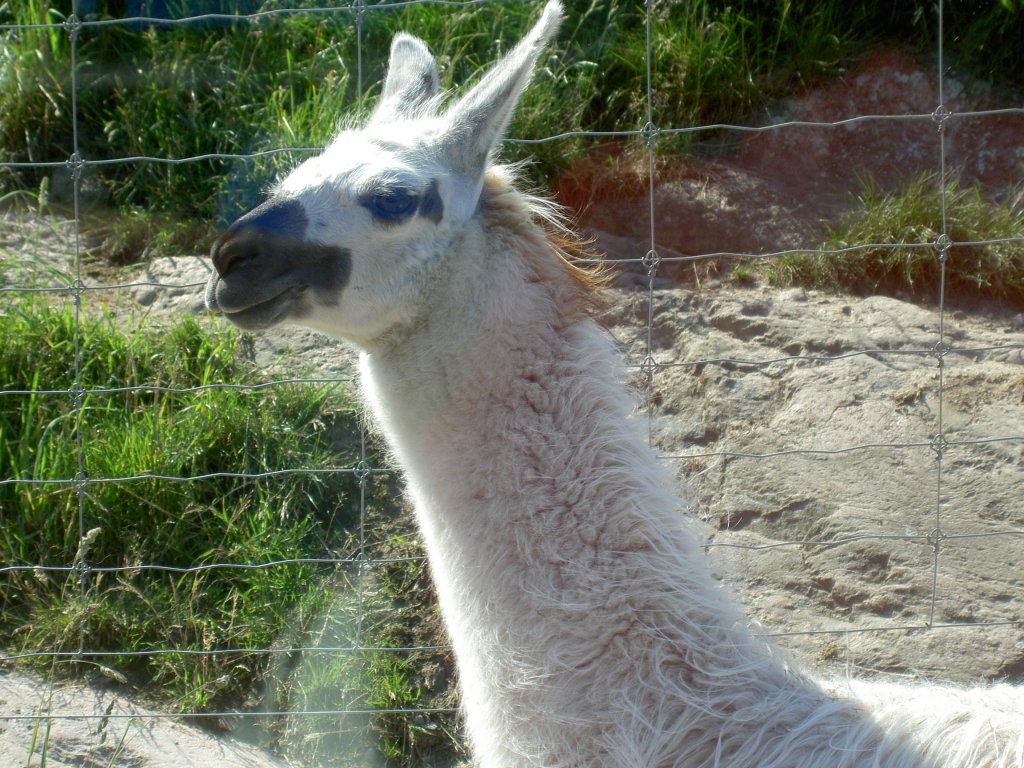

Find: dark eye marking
[360,187,419,223]
[358,180,444,226]
[418,180,444,225]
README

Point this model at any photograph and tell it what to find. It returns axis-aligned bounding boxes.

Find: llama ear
[438,1,562,177]
[369,33,440,126]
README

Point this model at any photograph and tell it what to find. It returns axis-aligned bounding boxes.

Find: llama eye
[368,189,417,221]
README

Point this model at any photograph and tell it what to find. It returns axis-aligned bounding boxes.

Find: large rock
[603,282,1024,684]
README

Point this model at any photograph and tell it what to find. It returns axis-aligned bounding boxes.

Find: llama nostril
[210,235,237,276]
[210,230,257,277]
[210,236,232,276]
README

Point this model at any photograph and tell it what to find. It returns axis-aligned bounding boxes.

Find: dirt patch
[0,670,286,768]
[602,281,1024,684]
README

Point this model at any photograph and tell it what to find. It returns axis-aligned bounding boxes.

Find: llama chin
[207,3,1024,765]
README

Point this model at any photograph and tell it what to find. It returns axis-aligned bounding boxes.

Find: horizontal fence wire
[1,0,1022,759]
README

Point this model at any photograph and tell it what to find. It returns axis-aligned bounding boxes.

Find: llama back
[837,679,1024,767]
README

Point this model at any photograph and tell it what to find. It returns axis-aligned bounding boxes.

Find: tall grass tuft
[766,174,1024,308]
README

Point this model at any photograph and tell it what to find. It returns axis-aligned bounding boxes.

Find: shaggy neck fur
[359,170,1024,768]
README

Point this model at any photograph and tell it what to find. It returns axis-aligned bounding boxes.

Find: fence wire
[0,0,1022,762]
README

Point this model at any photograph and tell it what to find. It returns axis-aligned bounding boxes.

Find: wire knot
[930,104,951,131]
[63,14,83,40]
[353,459,372,488]
[639,354,659,383]
[68,382,86,410]
[66,152,86,181]
[642,248,661,277]
[640,121,660,148]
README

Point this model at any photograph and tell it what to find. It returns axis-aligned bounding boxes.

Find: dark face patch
[417,179,444,225]
[234,196,308,239]
[207,196,352,329]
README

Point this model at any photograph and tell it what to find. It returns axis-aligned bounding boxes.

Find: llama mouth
[205,230,351,332]
[205,275,305,331]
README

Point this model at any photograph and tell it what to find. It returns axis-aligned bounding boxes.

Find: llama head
[205,1,563,348]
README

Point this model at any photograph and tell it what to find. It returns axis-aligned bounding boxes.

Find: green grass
[0,295,458,765]
[267,530,461,766]
[3,1,1022,262]
[0,298,353,681]
[765,174,1024,308]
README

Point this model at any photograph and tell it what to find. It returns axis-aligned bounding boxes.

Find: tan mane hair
[482,166,610,318]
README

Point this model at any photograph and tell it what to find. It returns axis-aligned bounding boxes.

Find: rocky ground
[2,49,1022,768]
[603,279,1024,685]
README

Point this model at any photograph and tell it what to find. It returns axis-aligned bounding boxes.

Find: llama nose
[211,197,309,276]
[210,227,259,277]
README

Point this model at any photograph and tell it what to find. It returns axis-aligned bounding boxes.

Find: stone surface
[601,282,1024,685]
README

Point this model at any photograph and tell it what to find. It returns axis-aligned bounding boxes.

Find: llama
[205,3,1024,765]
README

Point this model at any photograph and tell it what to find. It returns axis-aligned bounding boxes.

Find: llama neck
[359,204,700,582]
[358,203,780,759]
[356,194,934,768]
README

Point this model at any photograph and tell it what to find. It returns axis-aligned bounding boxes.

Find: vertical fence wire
[0,0,1021,760]
[642,0,660,444]
[928,0,949,630]
[66,0,89,667]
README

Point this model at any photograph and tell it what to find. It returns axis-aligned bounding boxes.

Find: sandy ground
[0,668,287,768]
[601,278,1024,687]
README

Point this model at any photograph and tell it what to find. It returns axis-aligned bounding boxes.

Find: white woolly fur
[360,166,1024,768]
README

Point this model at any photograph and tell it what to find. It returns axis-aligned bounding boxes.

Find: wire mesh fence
[1,0,1023,765]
